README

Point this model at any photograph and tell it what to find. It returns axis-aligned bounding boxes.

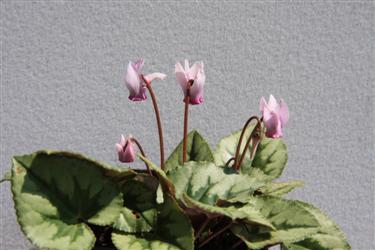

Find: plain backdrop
[1,1,374,249]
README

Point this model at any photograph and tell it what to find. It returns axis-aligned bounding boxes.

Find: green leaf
[257,181,304,196]
[113,179,158,233]
[1,170,11,183]
[139,155,175,196]
[214,127,288,180]
[183,194,274,230]
[231,196,320,250]
[165,130,214,173]
[11,150,125,250]
[284,201,351,250]
[167,161,265,205]
[112,194,194,250]
[113,207,156,233]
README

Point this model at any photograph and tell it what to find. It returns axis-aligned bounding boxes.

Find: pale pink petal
[115,143,123,153]
[132,59,144,73]
[259,96,268,113]
[122,139,136,162]
[175,62,185,73]
[268,94,278,111]
[129,86,147,101]
[175,62,188,96]
[264,110,283,138]
[144,72,166,83]
[189,65,205,105]
[188,61,202,80]
[278,99,289,128]
[184,59,190,72]
[125,62,141,97]
[120,134,126,146]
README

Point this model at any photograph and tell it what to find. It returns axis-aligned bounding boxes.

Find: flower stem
[236,117,262,170]
[195,217,211,240]
[142,77,165,171]
[198,222,233,248]
[182,80,194,164]
[233,116,260,170]
[130,138,152,176]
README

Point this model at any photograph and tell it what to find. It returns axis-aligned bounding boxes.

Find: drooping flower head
[175,59,206,105]
[259,95,289,139]
[116,134,136,163]
[125,59,166,101]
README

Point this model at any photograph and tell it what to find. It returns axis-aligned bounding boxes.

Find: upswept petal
[132,59,144,73]
[268,94,278,111]
[121,135,126,146]
[144,72,166,83]
[259,96,268,113]
[188,61,202,80]
[263,108,282,138]
[115,143,123,153]
[125,61,141,97]
[279,99,289,128]
[189,65,205,105]
[184,59,190,73]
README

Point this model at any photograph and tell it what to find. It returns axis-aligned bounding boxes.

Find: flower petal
[279,98,289,128]
[264,109,283,138]
[115,143,123,153]
[120,134,126,146]
[188,61,202,80]
[132,59,144,73]
[176,62,188,96]
[144,72,166,83]
[184,59,190,73]
[259,96,268,113]
[189,64,205,105]
[268,94,278,111]
[125,61,141,98]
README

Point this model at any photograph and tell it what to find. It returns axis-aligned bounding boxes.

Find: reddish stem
[198,222,233,248]
[141,75,165,170]
[130,138,152,176]
[233,116,259,169]
[182,80,194,164]
[236,118,262,170]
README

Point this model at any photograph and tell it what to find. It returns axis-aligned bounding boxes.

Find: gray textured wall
[1,1,374,249]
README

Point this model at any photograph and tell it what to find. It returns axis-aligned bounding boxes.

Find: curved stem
[131,138,152,176]
[195,216,210,239]
[198,222,233,248]
[236,118,262,170]
[182,80,194,164]
[233,116,259,169]
[224,157,235,168]
[142,75,165,170]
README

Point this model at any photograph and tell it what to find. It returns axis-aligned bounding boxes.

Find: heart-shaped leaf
[113,178,158,233]
[214,128,288,180]
[167,161,266,206]
[257,181,304,196]
[183,194,274,230]
[112,194,194,250]
[284,201,351,250]
[11,150,125,250]
[231,196,320,250]
[165,130,214,173]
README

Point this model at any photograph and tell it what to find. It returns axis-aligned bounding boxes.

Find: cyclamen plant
[1,59,350,250]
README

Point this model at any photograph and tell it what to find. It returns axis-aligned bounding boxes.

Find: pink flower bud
[259,95,289,138]
[175,59,206,105]
[115,135,136,163]
[125,59,166,101]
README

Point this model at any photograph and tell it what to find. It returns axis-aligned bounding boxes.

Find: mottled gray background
[0,1,374,249]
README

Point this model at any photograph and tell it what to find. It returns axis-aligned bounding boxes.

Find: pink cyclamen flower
[125,59,166,101]
[259,95,289,139]
[116,135,136,163]
[175,59,206,105]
